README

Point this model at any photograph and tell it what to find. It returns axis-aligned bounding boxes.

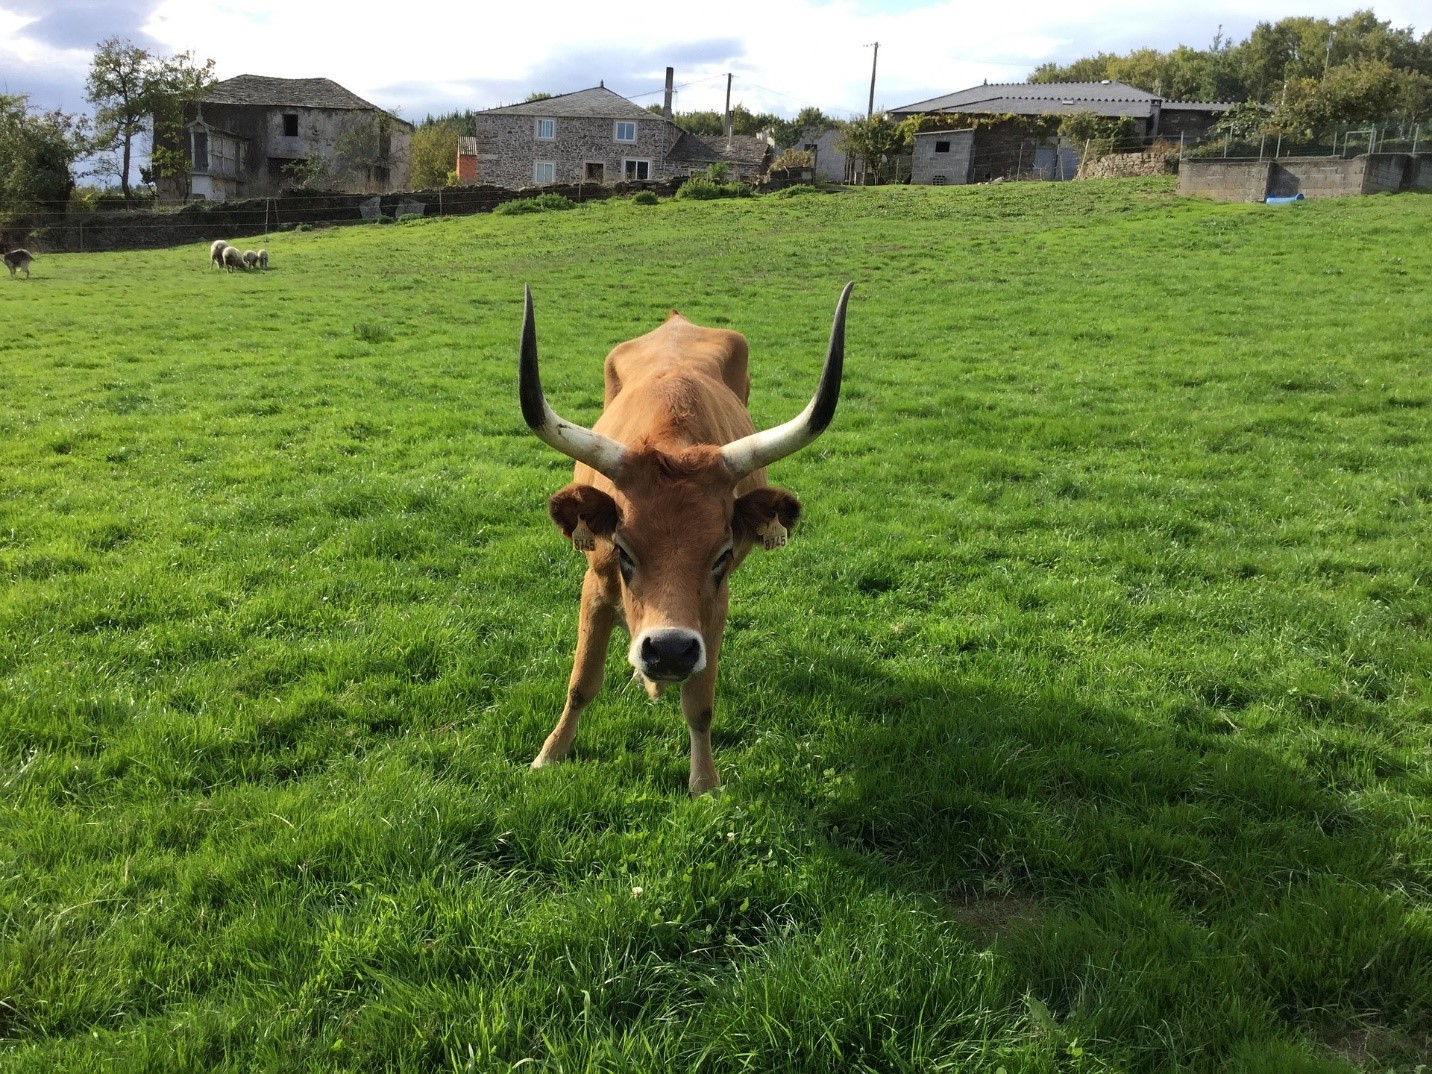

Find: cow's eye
[712,549,734,580]
[616,544,635,580]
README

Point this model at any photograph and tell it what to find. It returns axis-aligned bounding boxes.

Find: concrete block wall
[1177,159,1272,202]
[1180,153,1428,201]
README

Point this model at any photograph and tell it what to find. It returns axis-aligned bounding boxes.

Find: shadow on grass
[750,644,1432,1072]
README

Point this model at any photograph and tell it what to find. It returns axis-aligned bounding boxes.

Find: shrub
[775,183,822,198]
[631,190,659,206]
[770,149,815,173]
[494,193,577,215]
[675,177,753,201]
[396,213,426,224]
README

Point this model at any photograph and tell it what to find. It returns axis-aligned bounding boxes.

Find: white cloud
[5,0,1429,120]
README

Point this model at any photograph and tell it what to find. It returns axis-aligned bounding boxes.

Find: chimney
[663,67,674,121]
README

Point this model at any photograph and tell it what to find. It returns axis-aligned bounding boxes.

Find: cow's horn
[519,286,627,479]
[720,281,852,480]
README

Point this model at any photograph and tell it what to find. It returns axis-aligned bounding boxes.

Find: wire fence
[1,178,687,254]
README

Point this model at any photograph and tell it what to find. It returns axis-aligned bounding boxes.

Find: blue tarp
[1265,194,1306,204]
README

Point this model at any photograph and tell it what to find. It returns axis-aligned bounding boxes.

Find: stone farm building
[159,75,413,201]
[890,81,1232,186]
[457,85,772,189]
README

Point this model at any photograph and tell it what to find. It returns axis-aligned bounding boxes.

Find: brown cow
[520,283,853,794]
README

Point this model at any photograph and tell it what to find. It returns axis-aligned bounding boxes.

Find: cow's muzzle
[632,628,706,682]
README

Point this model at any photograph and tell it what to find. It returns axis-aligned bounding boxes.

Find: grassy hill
[1,179,1429,1073]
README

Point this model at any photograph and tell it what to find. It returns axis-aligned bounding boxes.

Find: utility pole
[724,72,733,141]
[865,42,879,119]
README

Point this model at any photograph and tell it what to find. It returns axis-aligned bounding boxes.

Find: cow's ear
[733,487,802,551]
[548,484,619,551]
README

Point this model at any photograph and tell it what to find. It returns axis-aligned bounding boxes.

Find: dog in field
[3,248,35,279]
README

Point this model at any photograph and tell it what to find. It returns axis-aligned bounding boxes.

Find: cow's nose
[635,628,705,681]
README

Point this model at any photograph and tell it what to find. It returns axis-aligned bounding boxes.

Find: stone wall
[469,114,675,189]
[1077,151,1178,180]
[25,179,686,254]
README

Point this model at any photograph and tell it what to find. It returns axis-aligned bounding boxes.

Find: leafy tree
[86,38,150,199]
[836,113,911,182]
[85,38,214,201]
[0,94,83,220]
[767,106,836,149]
[525,92,554,102]
[410,118,465,188]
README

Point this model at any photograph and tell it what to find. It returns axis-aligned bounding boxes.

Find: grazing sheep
[256,249,269,271]
[221,246,247,272]
[210,239,230,269]
[3,248,34,279]
[242,250,260,269]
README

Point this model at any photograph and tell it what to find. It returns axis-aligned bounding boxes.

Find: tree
[85,38,214,201]
[410,118,465,188]
[0,95,83,222]
[86,38,150,198]
[835,113,911,182]
[768,106,836,149]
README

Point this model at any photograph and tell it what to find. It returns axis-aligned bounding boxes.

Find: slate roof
[479,86,656,122]
[667,131,771,170]
[203,75,402,118]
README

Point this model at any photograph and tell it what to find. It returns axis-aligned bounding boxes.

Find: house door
[585,162,605,183]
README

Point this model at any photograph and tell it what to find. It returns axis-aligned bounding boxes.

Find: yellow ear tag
[756,517,788,550]
[571,520,596,552]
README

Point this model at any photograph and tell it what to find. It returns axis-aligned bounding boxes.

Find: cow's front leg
[680,606,726,796]
[532,568,615,769]
[680,662,721,796]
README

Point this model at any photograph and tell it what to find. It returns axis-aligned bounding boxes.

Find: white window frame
[614,120,637,143]
[533,161,556,185]
[535,118,555,141]
[622,158,652,181]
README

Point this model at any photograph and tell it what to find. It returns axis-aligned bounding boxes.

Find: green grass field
[2,178,1429,1073]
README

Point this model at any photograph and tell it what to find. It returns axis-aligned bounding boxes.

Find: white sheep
[221,246,248,272]
[210,239,230,269]
[3,248,34,279]
[256,249,269,271]
[242,249,260,269]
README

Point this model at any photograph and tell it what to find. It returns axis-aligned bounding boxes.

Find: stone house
[159,75,413,201]
[458,85,771,189]
[891,81,1233,185]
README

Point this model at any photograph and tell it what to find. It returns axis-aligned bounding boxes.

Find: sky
[2,0,1426,128]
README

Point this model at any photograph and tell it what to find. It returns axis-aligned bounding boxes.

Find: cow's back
[603,313,750,408]
[595,313,755,454]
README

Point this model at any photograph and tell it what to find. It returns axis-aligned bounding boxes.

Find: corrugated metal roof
[892,81,1234,119]
[893,81,1160,115]
[479,86,657,121]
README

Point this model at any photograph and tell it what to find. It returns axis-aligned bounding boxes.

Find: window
[191,130,209,171]
[209,134,242,177]
[623,159,651,181]
[536,118,555,140]
[614,120,637,143]
[935,141,950,153]
[584,162,605,182]
[533,161,556,184]
[283,113,299,137]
